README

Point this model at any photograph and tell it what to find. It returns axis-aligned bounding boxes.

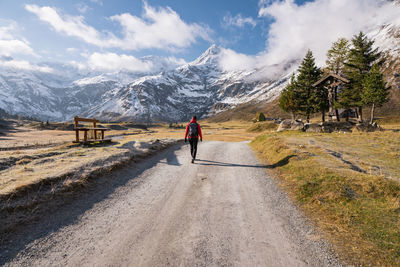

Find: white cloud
[218,0,400,80]
[25,2,211,51]
[0,24,15,39]
[0,23,35,56]
[70,52,186,73]
[0,59,53,72]
[66,47,77,53]
[258,0,400,66]
[87,52,154,72]
[110,2,212,50]
[222,13,257,28]
[25,4,107,47]
[89,0,103,6]
[217,47,298,81]
[76,3,91,14]
[68,60,87,70]
[218,48,258,71]
[163,56,187,67]
[0,39,34,57]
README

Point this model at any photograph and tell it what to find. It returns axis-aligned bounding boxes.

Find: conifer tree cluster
[278,32,390,124]
[279,50,322,123]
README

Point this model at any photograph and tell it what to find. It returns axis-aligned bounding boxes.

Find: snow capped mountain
[0,56,184,121]
[1,12,400,123]
[83,45,293,122]
[0,44,293,122]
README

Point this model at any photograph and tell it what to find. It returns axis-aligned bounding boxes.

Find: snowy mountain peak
[191,44,222,66]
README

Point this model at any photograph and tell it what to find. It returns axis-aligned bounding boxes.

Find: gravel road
[2,141,342,266]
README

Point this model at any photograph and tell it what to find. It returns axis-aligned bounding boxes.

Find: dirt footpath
[2,141,342,266]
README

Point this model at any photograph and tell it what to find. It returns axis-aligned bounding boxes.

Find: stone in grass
[304,123,322,133]
[355,122,383,132]
[277,119,304,132]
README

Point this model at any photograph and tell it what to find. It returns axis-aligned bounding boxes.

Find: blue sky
[0,0,397,74]
[0,0,277,61]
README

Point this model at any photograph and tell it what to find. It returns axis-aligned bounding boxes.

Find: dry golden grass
[0,120,257,196]
[250,131,400,266]
[126,120,261,142]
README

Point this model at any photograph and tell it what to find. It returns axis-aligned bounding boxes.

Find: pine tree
[279,74,299,121]
[296,50,322,123]
[326,38,350,75]
[362,64,390,124]
[342,32,381,122]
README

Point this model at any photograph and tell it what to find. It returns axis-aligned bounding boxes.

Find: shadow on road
[195,155,296,169]
[0,143,184,265]
[118,141,181,166]
[163,152,181,166]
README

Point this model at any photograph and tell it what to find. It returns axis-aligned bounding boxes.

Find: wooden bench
[73,116,111,144]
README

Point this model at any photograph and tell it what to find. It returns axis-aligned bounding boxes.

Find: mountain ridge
[1,15,400,122]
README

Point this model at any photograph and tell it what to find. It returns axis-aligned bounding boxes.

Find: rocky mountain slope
[0,45,293,122]
[83,45,293,122]
[0,58,183,121]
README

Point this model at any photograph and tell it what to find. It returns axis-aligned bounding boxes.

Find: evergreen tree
[342,32,381,122]
[326,37,350,75]
[279,74,299,121]
[362,64,390,124]
[296,50,322,123]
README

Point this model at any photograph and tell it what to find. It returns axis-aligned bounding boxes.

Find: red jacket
[184,118,202,139]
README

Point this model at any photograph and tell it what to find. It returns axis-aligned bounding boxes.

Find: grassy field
[0,120,259,196]
[250,130,400,266]
[2,118,400,265]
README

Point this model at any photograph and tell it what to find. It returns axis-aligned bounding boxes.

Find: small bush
[255,112,266,122]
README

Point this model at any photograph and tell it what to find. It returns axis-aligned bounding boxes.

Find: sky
[0,0,399,75]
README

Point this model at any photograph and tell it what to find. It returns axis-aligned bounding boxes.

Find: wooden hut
[313,73,349,121]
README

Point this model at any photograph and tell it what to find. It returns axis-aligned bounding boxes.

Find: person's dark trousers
[189,138,198,159]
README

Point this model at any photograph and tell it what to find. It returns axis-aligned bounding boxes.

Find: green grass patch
[250,132,400,266]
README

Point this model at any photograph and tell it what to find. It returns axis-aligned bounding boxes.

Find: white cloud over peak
[218,48,258,71]
[222,13,257,28]
[87,52,155,72]
[258,0,400,66]
[0,40,34,57]
[218,47,298,81]
[25,2,211,51]
[219,0,400,80]
[80,52,186,73]
[0,58,53,72]
[0,23,35,56]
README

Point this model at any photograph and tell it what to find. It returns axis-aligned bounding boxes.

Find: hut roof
[312,73,350,87]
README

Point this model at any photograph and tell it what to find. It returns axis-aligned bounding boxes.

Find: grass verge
[250,131,400,266]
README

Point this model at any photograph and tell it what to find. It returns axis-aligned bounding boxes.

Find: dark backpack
[188,122,198,138]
